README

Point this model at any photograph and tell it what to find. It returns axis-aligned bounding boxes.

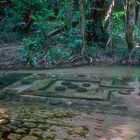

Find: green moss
[20,79,33,85]
[77,87,88,92]
[0,93,6,100]
[0,73,31,89]
[61,81,72,86]
[82,83,91,87]
[55,86,66,91]
[119,90,131,95]
[48,112,75,119]
[67,84,79,89]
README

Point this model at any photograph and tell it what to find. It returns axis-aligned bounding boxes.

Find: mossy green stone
[67,84,79,89]
[0,93,6,100]
[55,86,66,91]
[77,87,88,92]
[82,83,91,87]
[61,81,72,86]
[21,79,33,85]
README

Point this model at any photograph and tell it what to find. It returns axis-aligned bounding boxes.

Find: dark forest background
[0,0,140,68]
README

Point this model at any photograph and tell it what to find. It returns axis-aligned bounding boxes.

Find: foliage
[22,35,44,66]
[0,0,140,67]
[47,48,71,64]
[112,11,125,36]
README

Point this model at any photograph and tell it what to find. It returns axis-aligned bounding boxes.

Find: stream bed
[0,66,140,140]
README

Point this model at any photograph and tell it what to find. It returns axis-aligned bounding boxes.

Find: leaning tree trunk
[125,0,136,49]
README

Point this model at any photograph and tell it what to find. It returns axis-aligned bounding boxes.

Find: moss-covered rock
[82,83,91,87]
[55,86,66,91]
[20,79,33,85]
[113,105,128,111]
[30,128,43,137]
[8,133,22,140]
[0,73,30,89]
[67,84,79,89]
[74,126,89,136]
[21,135,39,140]
[119,90,131,95]
[0,93,6,100]
[77,87,88,92]
[61,81,72,86]
[48,99,62,105]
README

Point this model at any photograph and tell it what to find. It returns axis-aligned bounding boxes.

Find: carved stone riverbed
[0,67,140,140]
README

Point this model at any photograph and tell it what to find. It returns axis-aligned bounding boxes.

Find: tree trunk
[79,0,86,55]
[125,0,136,49]
[86,0,109,48]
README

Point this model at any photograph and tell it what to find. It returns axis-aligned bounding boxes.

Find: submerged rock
[20,79,33,85]
[77,87,88,92]
[30,128,43,137]
[61,81,72,86]
[82,83,91,87]
[0,93,6,100]
[42,131,56,139]
[119,90,131,95]
[55,86,66,91]
[74,126,89,136]
[8,133,22,140]
[0,118,10,125]
[67,84,79,89]
[113,105,128,111]
[48,99,62,105]
[23,122,37,128]
[21,135,39,140]
[15,128,27,134]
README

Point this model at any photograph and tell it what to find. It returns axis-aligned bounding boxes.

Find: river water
[0,66,140,140]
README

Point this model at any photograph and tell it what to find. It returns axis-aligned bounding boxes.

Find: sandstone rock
[0,125,11,132]
[21,135,39,140]
[30,128,43,136]
[65,101,72,106]
[37,124,50,130]
[82,83,91,87]
[11,120,21,126]
[42,131,56,139]
[24,122,37,128]
[0,132,3,138]
[0,118,10,125]
[54,131,69,139]
[113,105,128,111]
[8,133,22,140]
[5,124,18,132]
[74,126,88,136]
[119,90,131,95]
[49,99,62,105]
[15,128,27,134]
[68,135,85,140]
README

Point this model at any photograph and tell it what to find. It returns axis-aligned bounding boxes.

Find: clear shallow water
[0,66,140,140]
[1,65,140,77]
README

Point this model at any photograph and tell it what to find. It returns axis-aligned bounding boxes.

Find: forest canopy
[0,0,140,68]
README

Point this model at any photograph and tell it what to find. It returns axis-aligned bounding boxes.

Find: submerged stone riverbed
[0,66,140,140]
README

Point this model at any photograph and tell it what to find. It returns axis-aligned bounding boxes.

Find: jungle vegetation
[0,0,140,67]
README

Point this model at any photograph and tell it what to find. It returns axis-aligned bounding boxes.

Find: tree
[79,0,86,55]
[86,0,109,48]
[125,0,136,49]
